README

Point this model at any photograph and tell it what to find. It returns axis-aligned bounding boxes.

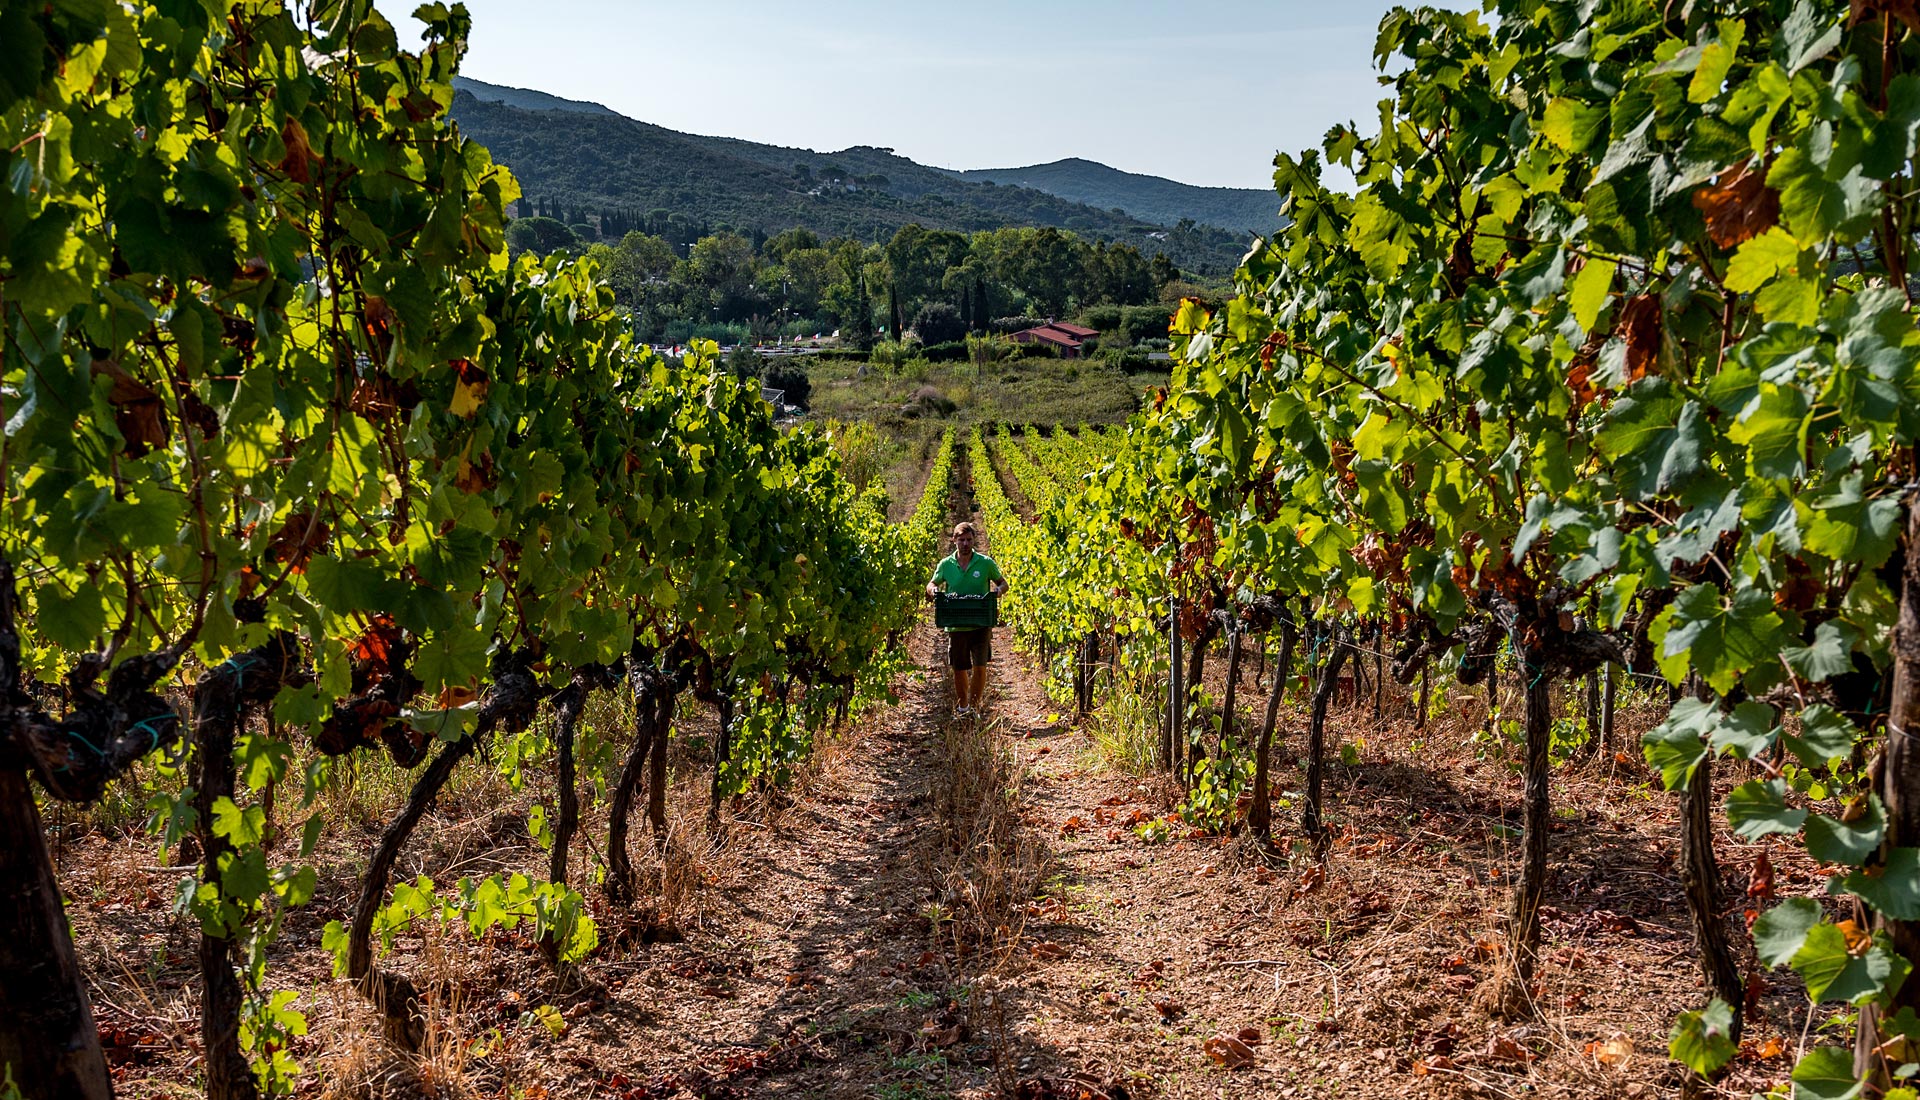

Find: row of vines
[985,0,1920,1093]
[0,3,956,1097]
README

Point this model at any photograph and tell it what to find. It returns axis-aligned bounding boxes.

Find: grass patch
[805,357,1165,429]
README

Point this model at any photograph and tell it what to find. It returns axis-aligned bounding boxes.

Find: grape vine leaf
[1753,897,1822,966]
[1804,797,1886,865]
[1667,997,1736,1076]
[1843,848,1920,921]
[1791,1046,1866,1100]
[1728,779,1807,839]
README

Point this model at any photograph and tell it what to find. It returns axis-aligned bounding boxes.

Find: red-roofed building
[1008,320,1098,358]
[1046,322,1099,340]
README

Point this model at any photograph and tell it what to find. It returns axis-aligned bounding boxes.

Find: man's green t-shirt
[933,552,1003,600]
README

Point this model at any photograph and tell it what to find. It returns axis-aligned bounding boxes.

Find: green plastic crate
[934,592,998,630]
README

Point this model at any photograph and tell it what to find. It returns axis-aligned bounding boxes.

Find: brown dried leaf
[1852,0,1920,32]
[1203,1033,1258,1069]
[90,361,170,456]
[1618,295,1662,382]
[281,118,317,184]
[1691,160,1780,250]
[1585,1035,1633,1067]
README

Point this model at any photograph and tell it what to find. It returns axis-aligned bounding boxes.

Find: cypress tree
[889,283,903,342]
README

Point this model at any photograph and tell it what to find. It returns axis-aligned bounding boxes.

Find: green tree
[507,215,579,255]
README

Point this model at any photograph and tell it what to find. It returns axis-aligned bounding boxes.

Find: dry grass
[930,709,1050,970]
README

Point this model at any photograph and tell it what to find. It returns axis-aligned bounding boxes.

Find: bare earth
[57,608,1824,1099]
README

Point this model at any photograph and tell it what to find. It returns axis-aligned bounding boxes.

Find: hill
[949,157,1280,236]
[451,75,619,116]
[446,88,1252,274]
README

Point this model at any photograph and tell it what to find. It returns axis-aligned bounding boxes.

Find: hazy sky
[389,2,1467,192]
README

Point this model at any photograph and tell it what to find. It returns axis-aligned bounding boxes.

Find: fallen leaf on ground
[1584,1035,1632,1067]
[1203,1033,1258,1068]
[1029,941,1071,961]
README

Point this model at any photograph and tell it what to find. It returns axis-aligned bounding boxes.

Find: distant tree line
[509,216,1203,350]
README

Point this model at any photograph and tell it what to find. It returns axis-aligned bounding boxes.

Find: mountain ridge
[947,157,1279,235]
[448,78,1264,270]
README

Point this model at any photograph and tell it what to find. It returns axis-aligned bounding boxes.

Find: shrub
[989,315,1043,335]
[1101,346,1156,373]
[919,340,970,363]
[899,385,957,419]
[762,361,812,409]
[1081,304,1122,331]
[911,302,967,345]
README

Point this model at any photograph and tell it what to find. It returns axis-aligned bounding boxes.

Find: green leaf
[1783,621,1860,683]
[1668,997,1736,1076]
[1642,697,1715,790]
[1769,140,1880,245]
[1724,228,1802,293]
[1804,798,1885,865]
[220,848,271,905]
[1753,898,1822,966]
[211,797,267,848]
[1803,475,1903,568]
[1791,1046,1865,1100]
[33,582,106,649]
[1792,922,1908,1004]
[1597,384,1711,502]
[1785,704,1860,770]
[1782,0,1844,75]
[1843,848,1920,920]
[1656,584,1788,695]
[322,921,352,978]
[1754,275,1821,326]
[1728,779,1807,840]
[304,555,406,616]
[1569,257,1616,333]
[1710,702,1778,759]
[415,628,489,694]
[1542,97,1607,153]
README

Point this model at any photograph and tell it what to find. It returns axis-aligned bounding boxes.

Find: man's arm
[988,558,1008,595]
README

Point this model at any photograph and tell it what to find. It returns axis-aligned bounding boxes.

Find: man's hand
[926,582,939,600]
[991,580,1008,596]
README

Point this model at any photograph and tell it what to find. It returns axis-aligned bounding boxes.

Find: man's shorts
[947,627,993,672]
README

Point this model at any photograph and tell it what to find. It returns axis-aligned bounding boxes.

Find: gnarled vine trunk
[541,663,613,961]
[0,556,185,1100]
[1483,639,1553,1018]
[345,657,540,1049]
[1680,751,1743,1039]
[1302,631,1351,856]
[193,634,301,1100]
[1857,501,1920,1083]
[1248,618,1299,842]
[0,768,114,1100]
[607,660,677,905]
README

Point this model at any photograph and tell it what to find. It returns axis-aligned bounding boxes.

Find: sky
[388,1,1471,192]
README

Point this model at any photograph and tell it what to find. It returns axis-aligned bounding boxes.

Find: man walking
[926,523,1008,715]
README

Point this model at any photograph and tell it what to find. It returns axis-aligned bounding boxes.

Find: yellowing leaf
[1724,227,1802,293]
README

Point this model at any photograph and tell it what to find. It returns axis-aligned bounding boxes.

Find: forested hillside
[950,157,1282,236]
[448,92,1251,274]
